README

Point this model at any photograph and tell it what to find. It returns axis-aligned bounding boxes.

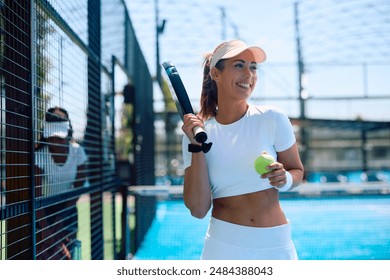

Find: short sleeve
[182,135,192,170]
[73,143,88,166]
[273,110,296,152]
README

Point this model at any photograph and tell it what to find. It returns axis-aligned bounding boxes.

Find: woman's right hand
[181,114,204,145]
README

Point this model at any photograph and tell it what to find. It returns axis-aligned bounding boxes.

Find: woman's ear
[210,67,220,81]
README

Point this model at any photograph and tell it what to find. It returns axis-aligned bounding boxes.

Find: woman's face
[215,50,258,101]
[47,136,67,145]
[47,108,68,146]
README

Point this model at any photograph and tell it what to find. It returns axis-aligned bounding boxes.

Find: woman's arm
[183,153,212,219]
[263,143,304,190]
[74,164,87,188]
[34,166,51,231]
[277,143,304,189]
[182,114,212,218]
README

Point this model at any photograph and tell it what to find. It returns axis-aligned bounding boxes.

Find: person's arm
[73,144,88,189]
[262,143,304,190]
[183,153,212,219]
[74,164,87,188]
[181,114,212,218]
[34,166,51,230]
[35,165,43,197]
[276,143,304,189]
[66,146,88,209]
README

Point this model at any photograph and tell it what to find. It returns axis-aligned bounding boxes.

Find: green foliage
[161,77,177,113]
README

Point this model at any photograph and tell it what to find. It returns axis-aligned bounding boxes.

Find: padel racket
[162,61,208,144]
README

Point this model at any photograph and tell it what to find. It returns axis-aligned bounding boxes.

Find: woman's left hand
[261,162,288,188]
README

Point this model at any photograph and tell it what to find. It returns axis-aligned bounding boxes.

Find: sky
[125,0,390,122]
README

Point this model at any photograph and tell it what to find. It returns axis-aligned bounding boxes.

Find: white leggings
[201,217,298,260]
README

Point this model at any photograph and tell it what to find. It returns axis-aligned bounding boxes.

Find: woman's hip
[201,217,298,260]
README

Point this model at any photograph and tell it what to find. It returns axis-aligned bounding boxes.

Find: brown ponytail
[199,43,226,120]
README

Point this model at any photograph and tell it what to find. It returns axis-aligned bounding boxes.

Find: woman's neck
[48,143,69,164]
[215,102,248,124]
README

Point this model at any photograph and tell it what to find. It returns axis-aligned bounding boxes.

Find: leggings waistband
[207,217,293,249]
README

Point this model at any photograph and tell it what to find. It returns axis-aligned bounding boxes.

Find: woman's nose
[243,67,252,77]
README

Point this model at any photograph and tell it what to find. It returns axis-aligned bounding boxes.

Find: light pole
[294,1,308,171]
[155,0,166,86]
[155,0,173,181]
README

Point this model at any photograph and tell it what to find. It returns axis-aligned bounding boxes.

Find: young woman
[35,107,88,259]
[181,40,304,260]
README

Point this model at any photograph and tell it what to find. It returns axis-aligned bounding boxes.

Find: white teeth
[237,83,250,88]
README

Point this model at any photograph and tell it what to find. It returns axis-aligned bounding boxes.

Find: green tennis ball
[254,153,275,175]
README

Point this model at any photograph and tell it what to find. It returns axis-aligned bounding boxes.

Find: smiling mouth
[237,82,251,89]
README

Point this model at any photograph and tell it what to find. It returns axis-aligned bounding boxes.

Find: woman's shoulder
[248,104,287,118]
[69,141,86,154]
[204,116,216,126]
[69,141,88,163]
[70,141,81,148]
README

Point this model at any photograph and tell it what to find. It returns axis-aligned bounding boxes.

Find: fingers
[261,162,287,187]
[182,114,202,133]
[183,113,203,125]
[181,114,204,143]
[61,243,72,260]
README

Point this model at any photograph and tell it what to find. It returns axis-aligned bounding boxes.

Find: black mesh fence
[0,0,155,259]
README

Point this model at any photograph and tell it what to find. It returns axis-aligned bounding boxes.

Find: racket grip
[193,126,208,143]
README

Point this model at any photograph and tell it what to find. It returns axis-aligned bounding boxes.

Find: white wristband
[275,171,293,192]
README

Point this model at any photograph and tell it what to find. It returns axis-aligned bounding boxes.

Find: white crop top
[35,142,88,196]
[182,104,296,199]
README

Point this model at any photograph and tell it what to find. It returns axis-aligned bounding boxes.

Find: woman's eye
[234,63,244,68]
[250,65,258,71]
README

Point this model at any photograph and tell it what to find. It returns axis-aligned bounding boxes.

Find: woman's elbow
[184,202,210,219]
[190,208,209,219]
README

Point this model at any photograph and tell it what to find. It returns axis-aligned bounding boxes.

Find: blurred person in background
[35,106,88,259]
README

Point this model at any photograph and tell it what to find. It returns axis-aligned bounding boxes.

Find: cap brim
[221,46,266,63]
[43,121,69,138]
[210,40,267,69]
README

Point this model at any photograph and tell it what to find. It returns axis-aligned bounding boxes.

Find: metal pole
[363,63,368,98]
[30,0,37,260]
[221,6,226,40]
[294,2,308,171]
[294,2,305,119]
[155,0,161,85]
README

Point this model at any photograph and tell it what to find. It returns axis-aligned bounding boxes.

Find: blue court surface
[134,195,390,260]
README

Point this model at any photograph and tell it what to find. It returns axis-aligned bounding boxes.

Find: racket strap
[188,142,212,153]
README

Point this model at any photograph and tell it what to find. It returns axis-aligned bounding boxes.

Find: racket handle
[193,126,207,143]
